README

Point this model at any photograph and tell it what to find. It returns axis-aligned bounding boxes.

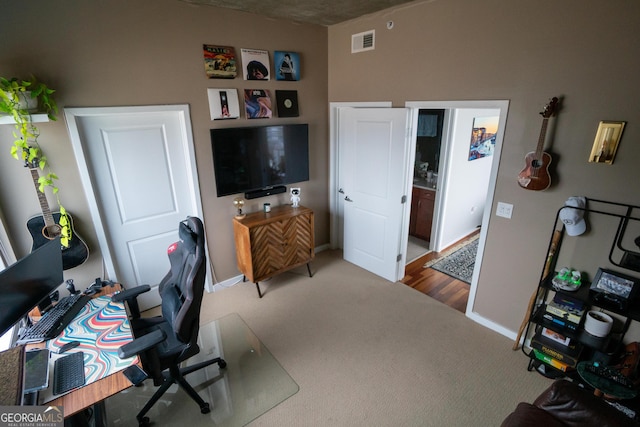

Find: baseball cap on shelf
[559,196,587,236]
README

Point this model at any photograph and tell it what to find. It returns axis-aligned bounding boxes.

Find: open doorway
[406,109,444,264]
[329,100,509,317]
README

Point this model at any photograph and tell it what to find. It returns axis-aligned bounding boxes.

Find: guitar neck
[535,117,550,159]
[29,168,56,227]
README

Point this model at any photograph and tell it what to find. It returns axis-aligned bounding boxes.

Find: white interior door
[339,108,411,282]
[65,105,207,310]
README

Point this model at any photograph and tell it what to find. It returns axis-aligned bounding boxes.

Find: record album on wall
[276,90,299,117]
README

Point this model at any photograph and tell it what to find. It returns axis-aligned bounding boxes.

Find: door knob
[338,188,345,194]
[344,196,353,202]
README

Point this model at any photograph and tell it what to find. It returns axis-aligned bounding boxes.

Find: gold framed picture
[589,121,626,164]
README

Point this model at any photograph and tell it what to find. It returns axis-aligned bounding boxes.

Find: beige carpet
[198,249,552,426]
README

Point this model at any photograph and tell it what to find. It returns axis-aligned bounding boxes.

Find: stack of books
[531,326,583,372]
[542,293,585,331]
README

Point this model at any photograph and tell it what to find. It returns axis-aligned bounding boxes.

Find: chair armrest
[118,329,166,359]
[111,285,151,318]
[111,285,151,302]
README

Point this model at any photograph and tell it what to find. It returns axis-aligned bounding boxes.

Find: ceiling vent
[351,30,375,53]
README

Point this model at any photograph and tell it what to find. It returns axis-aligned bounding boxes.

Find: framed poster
[468,116,499,161]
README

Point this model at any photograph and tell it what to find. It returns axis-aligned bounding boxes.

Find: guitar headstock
[539,97,559,118]
[22,146,43,170]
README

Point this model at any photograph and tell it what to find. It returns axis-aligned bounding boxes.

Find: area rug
[423,234,479,284]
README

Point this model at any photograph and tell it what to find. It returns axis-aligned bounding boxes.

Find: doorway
[406,109,444,264]
[330,100,509,316]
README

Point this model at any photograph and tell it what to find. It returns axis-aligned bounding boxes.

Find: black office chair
[113,217,226,426]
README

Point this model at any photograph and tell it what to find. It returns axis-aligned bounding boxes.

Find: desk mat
[44,295,138,397]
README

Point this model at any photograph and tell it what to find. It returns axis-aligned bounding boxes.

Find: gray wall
[328,0,640,335]
[0,0,328,289]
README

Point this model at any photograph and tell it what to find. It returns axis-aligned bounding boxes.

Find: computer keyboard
[17,294,91,344]
[52,351,86,395]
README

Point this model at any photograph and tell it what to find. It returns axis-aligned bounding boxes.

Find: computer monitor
[0,238,64,338]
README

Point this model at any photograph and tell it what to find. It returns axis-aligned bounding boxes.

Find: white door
[339,108,411,282]
[64,105,207,310]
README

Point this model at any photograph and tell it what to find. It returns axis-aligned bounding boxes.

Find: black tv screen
[211,124,309,197]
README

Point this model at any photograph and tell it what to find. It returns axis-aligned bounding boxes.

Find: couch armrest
[534,380,639,427]
[501,402,566,427]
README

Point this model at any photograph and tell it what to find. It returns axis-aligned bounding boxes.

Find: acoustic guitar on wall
[517,97,559,191]
[25,159,90,270]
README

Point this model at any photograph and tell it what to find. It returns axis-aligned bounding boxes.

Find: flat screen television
[0,238,64,338]
[211,124,309,198]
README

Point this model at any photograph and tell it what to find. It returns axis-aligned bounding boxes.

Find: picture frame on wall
[207,88,240,120]
[274,51,300,81]
[468,116,499,161]
[241,48,270,80]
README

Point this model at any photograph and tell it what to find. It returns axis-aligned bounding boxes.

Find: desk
[28,284,138,418]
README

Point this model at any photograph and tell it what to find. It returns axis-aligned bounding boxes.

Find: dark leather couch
[501,379,640,427]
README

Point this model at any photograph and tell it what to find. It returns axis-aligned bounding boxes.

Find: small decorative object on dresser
[290,187,301,207]
[233,197,246,219]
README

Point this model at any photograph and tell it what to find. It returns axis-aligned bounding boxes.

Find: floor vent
[351,30,375,53]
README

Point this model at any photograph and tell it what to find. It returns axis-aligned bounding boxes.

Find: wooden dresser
[233,204,314,297]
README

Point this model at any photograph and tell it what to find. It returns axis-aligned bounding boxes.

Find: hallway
[401,232,478,313]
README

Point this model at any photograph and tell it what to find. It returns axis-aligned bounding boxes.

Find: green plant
[0,76,72,247]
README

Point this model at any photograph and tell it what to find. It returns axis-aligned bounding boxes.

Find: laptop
[23,348,50,394]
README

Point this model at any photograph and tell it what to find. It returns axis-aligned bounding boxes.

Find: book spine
[532,349,571,372]
[531,339,580,367]
[542,312,579,331]
[545,304,582,324]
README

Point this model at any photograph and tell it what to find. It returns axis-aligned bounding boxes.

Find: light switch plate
[496,202,513,219]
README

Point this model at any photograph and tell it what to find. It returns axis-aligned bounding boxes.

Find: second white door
[339,108,411,282]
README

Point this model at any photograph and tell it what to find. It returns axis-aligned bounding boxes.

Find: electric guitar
[25,159,89,270]
[517,97,559,191]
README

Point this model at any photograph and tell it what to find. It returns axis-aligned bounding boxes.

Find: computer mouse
[59,340,81,353]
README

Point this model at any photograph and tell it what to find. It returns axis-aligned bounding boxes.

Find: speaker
[245,185,286,199]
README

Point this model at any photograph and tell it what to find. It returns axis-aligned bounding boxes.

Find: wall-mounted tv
[211,124,309,198]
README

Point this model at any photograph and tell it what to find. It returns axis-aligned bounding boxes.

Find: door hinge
[401,195,407,204]
[397,254,402,262]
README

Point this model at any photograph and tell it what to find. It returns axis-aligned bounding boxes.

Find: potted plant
[0,76,73,247]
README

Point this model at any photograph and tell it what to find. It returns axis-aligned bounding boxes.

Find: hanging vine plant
[0,76,73,247]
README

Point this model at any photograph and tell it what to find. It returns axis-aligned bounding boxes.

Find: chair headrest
[178,220,197,253]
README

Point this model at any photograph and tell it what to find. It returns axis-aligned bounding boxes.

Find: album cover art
[241,48,270,80]
[207,88,240,120]
[244,89,272,118]
[274,51,300,81]
[203,45,237,79]
[276,90,299,117]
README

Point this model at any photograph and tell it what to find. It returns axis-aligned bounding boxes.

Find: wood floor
[400,231,479,313]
